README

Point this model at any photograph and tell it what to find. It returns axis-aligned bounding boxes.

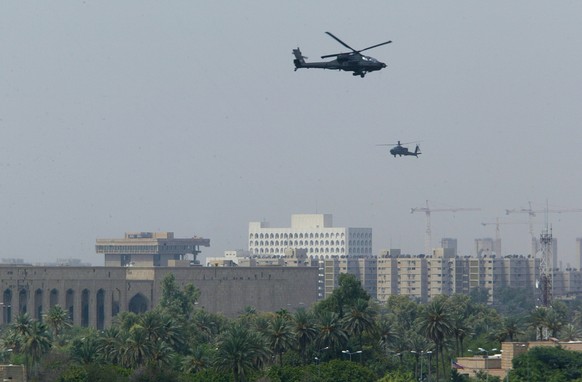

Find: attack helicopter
[377,141,422,158]
[293,32,391,77]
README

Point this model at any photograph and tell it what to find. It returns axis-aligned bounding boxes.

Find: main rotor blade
[321,53,343,59]
[357,40,392,54]
[325,31,358,52]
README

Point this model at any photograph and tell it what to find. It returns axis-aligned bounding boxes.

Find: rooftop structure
[96,231,210,267]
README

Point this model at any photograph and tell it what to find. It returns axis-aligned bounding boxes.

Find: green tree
[561,323,582,341]
[316,273,370,318]
[528,307,548,340]
[59,364,89,382]
[417,297,452,381]
[316,311,348,353]
[22,320,52,377]
[291,307,317,364]
[70,333,100,364]
[266,315,294,366]
[45,304,72,340]
[342,298,376,347]
[96,326,124,364]
[12,312,33,342]
[318,359,377,382]
[121,325,153,369]
[182,344,212,374]
[511,346,582,382]
[214,322,268,382]
[496,316,524,342]
[544,308,564,338]
[377,317,399,357]
[159,273,200,319]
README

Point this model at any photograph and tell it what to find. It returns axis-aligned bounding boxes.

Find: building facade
[248,214,372,258]
[0,265,318,327]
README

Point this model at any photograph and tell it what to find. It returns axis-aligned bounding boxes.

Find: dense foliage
[1,274,582,382]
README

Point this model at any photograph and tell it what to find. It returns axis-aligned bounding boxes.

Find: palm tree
[497,316,524,342]
[22,320,52,377]
[292,308,317,364]
[44,305,71,341]
[449,312,473,357]
[120,324,153,368]
[96,326,124,364]
[182,344,211,374]
[140,310,165,342]
[528,307,548,339]
[12,312,32,337]
[342,298,377,347]
[266,315,294,366]
[544,308,564,338]
[159,314,187,352]
[192,310,219,343]
[561,323,582,341]
[214,322,269,382]
[417,297,452,381]
[71,334,100,364]
[377,317,399,357]
[148,340,174,368]
[316,311,348,353]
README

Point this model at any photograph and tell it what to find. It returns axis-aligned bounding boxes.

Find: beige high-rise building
[248,214,372,258]
[396,256,428,302]
[427,248,456,299]
[319,255,377,299]
[377,250,399,302]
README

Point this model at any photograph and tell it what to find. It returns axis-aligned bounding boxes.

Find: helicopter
[293,32,391,78]
[377,141,422,158]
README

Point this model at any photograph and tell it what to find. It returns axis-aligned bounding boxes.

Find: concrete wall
[0,266,318,328]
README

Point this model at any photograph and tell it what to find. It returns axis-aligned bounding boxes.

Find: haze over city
[1,1,582,267]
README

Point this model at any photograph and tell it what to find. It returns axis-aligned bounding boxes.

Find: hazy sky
[2,1,582,267]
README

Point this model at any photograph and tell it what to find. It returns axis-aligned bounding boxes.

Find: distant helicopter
[377,141,422,158]
[293,32,391,78]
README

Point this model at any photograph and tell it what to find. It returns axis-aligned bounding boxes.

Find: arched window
[96,289,105,330]
[81,289,90,327]
[128,293,149,314]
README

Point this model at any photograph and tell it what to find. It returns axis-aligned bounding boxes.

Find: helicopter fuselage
[296,54,386,77]
[389,145,421,157]
[292,33,390,78]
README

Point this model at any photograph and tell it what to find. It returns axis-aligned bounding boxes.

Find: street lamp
[411,350,433,382]
[342,349,363,362]
[314,346,329,375]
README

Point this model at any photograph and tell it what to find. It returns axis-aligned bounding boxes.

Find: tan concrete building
[0,265,318,328]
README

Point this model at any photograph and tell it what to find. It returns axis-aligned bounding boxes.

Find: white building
[248,214,372,258]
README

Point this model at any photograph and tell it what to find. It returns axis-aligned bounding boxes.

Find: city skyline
[2,2,582,266]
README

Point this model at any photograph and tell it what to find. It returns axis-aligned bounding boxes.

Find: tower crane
[506,201,582,309]
[505,201,582,254]
[481,217,527,255]
[411,200,480,255]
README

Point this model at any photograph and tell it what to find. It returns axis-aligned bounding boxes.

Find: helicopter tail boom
[292,48,306,70]
[414,145,421,157]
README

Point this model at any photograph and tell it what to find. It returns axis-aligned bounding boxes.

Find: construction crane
[481,218,527,256]
[411,200,480,255]
[506,201,582,310]
[505,201,582,254]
